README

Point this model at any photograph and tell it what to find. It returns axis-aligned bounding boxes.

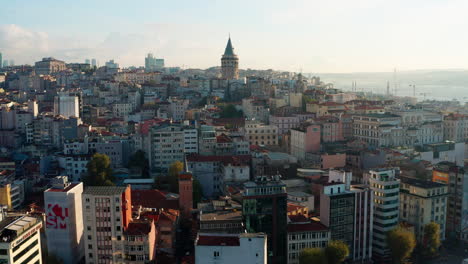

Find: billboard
[432,170,449,184]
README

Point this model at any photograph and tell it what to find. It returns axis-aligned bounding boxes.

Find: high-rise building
[82,186,132,263]
[91,58,97,67]
[3,60,8,68]
[145,53,165,72]
[366,168,400,263]
[54,93,80,118]
[105,59,119,69]
[399,177,448,241]
[243,175,287,264]
[44,176,84,264]
[0,52,2,68]
[320,182,355,257]
[432,162,468,241]
[0,215,43,264]
[351,184,374,262]
[85,59,90,64]
[221,37,239,80]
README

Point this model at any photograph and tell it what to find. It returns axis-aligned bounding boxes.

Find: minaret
[221,36,239,79]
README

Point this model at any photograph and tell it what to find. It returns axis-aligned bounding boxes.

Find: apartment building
[244,121,278,146]
[399,177,448,241]
[352,114,404,147]
[366,168,400,262]
[82,186,132,264]
[44,177,84,264]
[0,215,43,264]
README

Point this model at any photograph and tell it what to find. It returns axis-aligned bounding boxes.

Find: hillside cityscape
[1,3,468,264]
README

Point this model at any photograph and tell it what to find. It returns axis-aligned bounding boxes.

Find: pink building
[290,124,321,161]
[314,116,344,143]
[321,153,346,169]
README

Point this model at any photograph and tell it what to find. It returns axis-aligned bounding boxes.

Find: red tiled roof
[216,134,233,143]
[131,189,179,210]
[197,235,240,246]
[287,221,328,233]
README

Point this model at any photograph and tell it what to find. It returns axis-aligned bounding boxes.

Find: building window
[214,251,220,257]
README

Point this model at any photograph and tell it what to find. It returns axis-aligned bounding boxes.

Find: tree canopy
[299,240,349,264]
[300,248,326,264]
[422,222,441,258]
[219,104,243,118]
[128,150,150,178]
[84,153,114,186]
[387,225,416,264]
[325,240,350,264]
[168,161,184,193]
[193,178,203,207]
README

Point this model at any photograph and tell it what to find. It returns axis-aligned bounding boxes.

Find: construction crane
[420,92,431,100]
[409,84,416,97]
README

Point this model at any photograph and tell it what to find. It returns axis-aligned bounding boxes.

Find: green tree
[219,104,243,118]
[193,178,203,207]
[84,153,114,186]
[325,240,350,264]
[168,161,184,193]
[128,150,150,178]
[422,222,441,258]
[299,248,326,264]
[387,225,416,264]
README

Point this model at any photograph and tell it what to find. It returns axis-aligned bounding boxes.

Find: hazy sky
[1,0,468,72]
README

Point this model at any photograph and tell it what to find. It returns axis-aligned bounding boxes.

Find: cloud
[0,24,50,63]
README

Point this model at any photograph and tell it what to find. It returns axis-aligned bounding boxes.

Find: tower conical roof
[224,37,235,56]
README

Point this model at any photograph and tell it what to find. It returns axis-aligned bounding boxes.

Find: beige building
[35,57,66,75]
[0,215,43,264]
[83,186,132,264]
[244,121,278,146]
[352,114,404,147]
[399,177,448,241]
[443,114,468,142]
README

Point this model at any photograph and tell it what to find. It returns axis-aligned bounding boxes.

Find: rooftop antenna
[393,68,397,96]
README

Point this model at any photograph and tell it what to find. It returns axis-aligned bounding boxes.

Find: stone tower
[221,37,239,80]
[178,159,193,217]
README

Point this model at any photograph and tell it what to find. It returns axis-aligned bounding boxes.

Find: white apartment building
[242,98,269,123]
[183,128,199,154]
[57,154,92,182]
[148,124,187,170]
[44,177,84,264]
[82,186,132,264]
[287,221,330,264]
[195,233,267,264]
[443,114,468,142]
[168,97,189,121]
[399,177,448,241]
[244,121,278,146]
[112,103,133,118]
[0,216,43,264]
[366,168,400,262]
[55,93,80,118]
